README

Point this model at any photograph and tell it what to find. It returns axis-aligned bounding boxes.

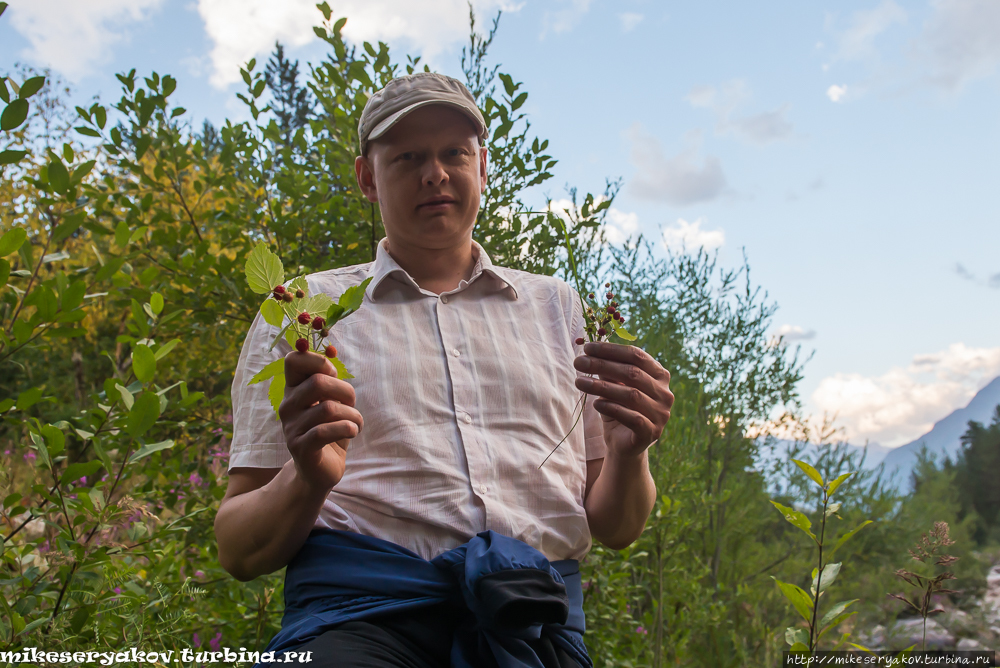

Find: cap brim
[368,99,486,145]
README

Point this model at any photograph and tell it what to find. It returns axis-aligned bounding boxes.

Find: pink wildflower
[636,626,647,635]
[209,631,222,652]
[195,570,205,578]
[24,451,36,462]
[193,632,201,647]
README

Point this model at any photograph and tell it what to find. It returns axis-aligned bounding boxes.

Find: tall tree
[264,42,312,146]
[950,406,1000,543]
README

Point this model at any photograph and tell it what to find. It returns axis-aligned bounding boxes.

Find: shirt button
[463,413,473,424]
[479,484,488,494]
[451,348,460,357]
[441,295,449,304]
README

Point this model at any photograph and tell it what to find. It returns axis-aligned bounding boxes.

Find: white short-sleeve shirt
[229,237,606,561]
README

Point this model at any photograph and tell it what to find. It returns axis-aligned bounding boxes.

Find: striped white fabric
[229,237,605,561]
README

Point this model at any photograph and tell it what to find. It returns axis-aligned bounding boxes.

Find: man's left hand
[573,342,674,458]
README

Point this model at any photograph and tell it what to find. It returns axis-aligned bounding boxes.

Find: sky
[2,0,998,448]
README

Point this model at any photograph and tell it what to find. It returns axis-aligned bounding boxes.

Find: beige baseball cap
[357,72,488,155]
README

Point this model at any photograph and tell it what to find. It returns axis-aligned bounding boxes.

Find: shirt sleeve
[228,310,294,471]
[568,286,607,461]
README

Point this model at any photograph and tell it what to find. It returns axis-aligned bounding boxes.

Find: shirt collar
[364,237,519,302]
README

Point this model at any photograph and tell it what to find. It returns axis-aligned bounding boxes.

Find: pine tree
[265,42,312,147]
[949,406,1000,543]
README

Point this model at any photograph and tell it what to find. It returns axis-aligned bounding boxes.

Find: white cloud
[197,0,516,88]
[917,0,1000,91]
[619,12,644,32]
[660,218,724,252]
[541,0,592,37]
[774,325,817,342]
[832,0,907,62]
[686,80,792,145]
[546,199,640,246]
[812,343,1000,447]
[826,84,848,102]
[627,124,727,206]
[7,0,164,80]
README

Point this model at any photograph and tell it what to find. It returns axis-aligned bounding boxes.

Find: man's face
[355,104,487,251]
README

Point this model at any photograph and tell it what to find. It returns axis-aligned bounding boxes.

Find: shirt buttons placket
[479,484,488,494]
[463,413,472,424]
[441,295,449,304]
[452,348,461,358]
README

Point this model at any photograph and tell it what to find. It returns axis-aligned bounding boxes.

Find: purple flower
[114,587,121,594]
[195,570,204,578]
[636,626,647,635]
[209,631,222,652]
[4,449,10,455]
[189,472,203,487]
[193,632,201,648]
[24,451,36,462]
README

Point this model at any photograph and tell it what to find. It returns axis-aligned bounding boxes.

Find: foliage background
[2,4,997,666]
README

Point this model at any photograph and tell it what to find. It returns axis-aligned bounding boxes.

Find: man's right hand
[279,350,364,494]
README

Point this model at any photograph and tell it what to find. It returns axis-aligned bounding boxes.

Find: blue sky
[2,0,998,447]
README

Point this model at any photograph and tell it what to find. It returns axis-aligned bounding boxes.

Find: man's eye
[398,152,415,161]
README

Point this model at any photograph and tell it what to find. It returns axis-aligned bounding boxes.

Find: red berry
[606,292,613,300]
[273,285,286,295]
[295,289,305,299]
[295,338,308,353]
[588,293,595,299]
[272,293,283,301]
[311,316,325,330]
[605,283,610,288]
[575,337,585,345]
[324,345,337,358]
[297,312,311,325]
[620,317,626,323]
[282,292,294,302]
[597,328,607,337]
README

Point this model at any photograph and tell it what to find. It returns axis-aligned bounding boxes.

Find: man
[215,72,674,667]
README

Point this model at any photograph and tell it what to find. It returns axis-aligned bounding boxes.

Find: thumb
[284,349,337,388]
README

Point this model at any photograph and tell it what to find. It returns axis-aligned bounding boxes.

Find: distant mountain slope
[880,375,1000,492]
[755,439,892,476]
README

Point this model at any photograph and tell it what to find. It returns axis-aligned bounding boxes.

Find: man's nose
[421,157,449,186]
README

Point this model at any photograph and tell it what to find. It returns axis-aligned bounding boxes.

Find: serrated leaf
[773,578,814,622]
[770,500,816,541]
[792,459,825,488]
[260,298,285,327]
[131,344,156,383]
[248,358,284,385]
[289,275,308,295]
[325,303,346,324]
[126,392,160,438]
[330,356,354,380]
[245,243,284,294]
[267,372,285,416]
[300,292,333,315]
[337,277,371,313]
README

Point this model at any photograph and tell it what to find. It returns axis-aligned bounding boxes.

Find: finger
[284,350,337,388]
[576,375,664,424]
[285,373,357,412]
[574,351,662,402]
[289,420,359,455]
[580,342,669,383]
[297,399,364,435]
[591,399,660,445]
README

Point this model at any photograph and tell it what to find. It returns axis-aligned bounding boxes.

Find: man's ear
[355,155,379,203]
[479,145,488,193]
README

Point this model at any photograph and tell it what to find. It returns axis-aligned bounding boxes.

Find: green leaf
[16,387,43,411]
[317,1,332,20]
[260,298,285,327]
[248,358,284,385]
[41,424,65,456]
[30,431,51,468]
[245,243,284,294]
[128,439,175,464]
[60,460,103,485]
[134,134,152,160]
[825,502,841,517]
[149,292,164,314]
[60,280,87,311]
[770,500,816,541]
[1,98,28,131]
[810,562,841,595]
[772,577,814,623]
[788,642,808,652]
[91,439,113,477]
[0,227,27,256]
[0,149,26,164]
[131,344,156,383]
[300,292,333,315]
[337,276,372,313]
[267,372,286,416]
[47,157,69,194]
[269,319,294,352]
[116,383,134,410]
[115,220,130,248]
[820,599,858,632]
[325,303,346,324]
[330,356,354,380]
[785,627,809,648]
[828,520,873,558]
[613,319,636,342]
[792,459,825,488]
[154,338,180,361]
[827,471,855,496]
[18,76,45,99]
[126,391,160,438]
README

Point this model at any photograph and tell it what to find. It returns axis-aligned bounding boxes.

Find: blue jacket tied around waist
[261,528,593,668]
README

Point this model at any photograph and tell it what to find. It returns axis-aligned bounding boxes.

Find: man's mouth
[418,196,457,209]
